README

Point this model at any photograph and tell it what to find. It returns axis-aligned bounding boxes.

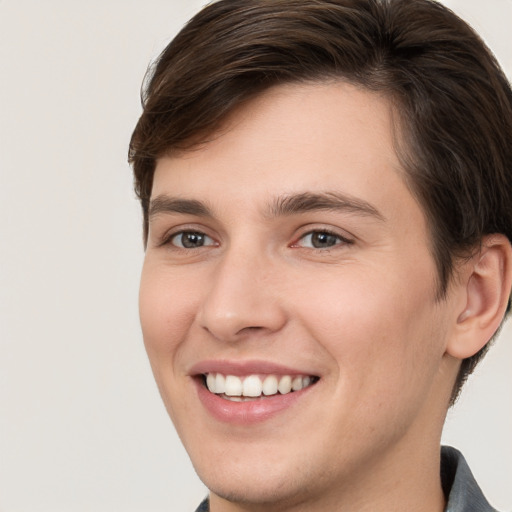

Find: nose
[197,246,287,342]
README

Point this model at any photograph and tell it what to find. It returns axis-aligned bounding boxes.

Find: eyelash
[292,229,353,250]
[161,228,353,251]
[163,230,217,249]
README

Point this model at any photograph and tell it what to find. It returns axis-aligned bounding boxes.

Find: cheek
[294,263,443,395]
[138,263,198,365]
[138,264,201,422]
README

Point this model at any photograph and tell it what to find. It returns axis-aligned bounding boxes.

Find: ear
[446,234,512,360]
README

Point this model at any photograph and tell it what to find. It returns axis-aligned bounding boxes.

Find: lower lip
[194,378,315,425]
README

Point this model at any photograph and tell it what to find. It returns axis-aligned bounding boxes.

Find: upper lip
[188,359,319,377]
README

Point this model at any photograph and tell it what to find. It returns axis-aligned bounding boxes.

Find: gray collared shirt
[195,446,499,511]
[442,446,498,512]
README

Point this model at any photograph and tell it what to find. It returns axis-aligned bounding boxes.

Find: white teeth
[206,373,216,393]
[262,375,278,395]
[224,375,243,396]
[243,375,263,397]
[278,375,292,394]
[292,376,303,391]
[226,396,243,402]
[215,373,225,394]
[204,373,316,399]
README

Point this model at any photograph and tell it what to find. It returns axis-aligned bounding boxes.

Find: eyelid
[154,223,354,250]
[290,227,354,249]
[172,231,217,248]
[158,224,219,248]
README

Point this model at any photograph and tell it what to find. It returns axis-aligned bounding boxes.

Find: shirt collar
[442,446,498,512]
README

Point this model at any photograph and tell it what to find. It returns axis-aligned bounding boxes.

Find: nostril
[237,325,265,334]
[201,322,272,343]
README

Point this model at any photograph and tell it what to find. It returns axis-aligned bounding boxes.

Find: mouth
[201,372,320,402]
[191,360,321,424]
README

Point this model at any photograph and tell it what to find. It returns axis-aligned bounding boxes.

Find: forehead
[154,82,404,189]
[150,82,434,272]
[152,83,417,222]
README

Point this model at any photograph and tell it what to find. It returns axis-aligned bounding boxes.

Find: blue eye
[170,231,215,249]
[299,231,348,249]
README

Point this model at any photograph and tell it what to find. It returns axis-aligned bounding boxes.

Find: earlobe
[446,234,512,360]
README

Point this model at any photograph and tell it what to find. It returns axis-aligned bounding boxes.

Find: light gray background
[0,1,510,511]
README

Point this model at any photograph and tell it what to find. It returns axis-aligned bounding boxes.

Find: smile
[192,363,321,424]
[204,373,318,401]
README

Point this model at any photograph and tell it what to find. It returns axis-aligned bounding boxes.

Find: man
[129,1,512,511]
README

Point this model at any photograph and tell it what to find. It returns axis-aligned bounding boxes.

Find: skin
[139,82,497,512]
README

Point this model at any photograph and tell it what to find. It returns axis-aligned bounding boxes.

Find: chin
[188,442,307,503]
[200,467,313,510]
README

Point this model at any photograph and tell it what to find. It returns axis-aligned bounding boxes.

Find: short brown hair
[129,0,512,402]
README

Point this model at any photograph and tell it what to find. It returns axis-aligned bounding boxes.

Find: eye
[170,231,216,249]
[297,230,350,249]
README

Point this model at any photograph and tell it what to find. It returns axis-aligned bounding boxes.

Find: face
[140,83,459,510]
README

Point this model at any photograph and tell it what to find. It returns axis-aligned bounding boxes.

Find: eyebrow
[148,191,385,222]
[267,192,385,221]
[148,195,213,219]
